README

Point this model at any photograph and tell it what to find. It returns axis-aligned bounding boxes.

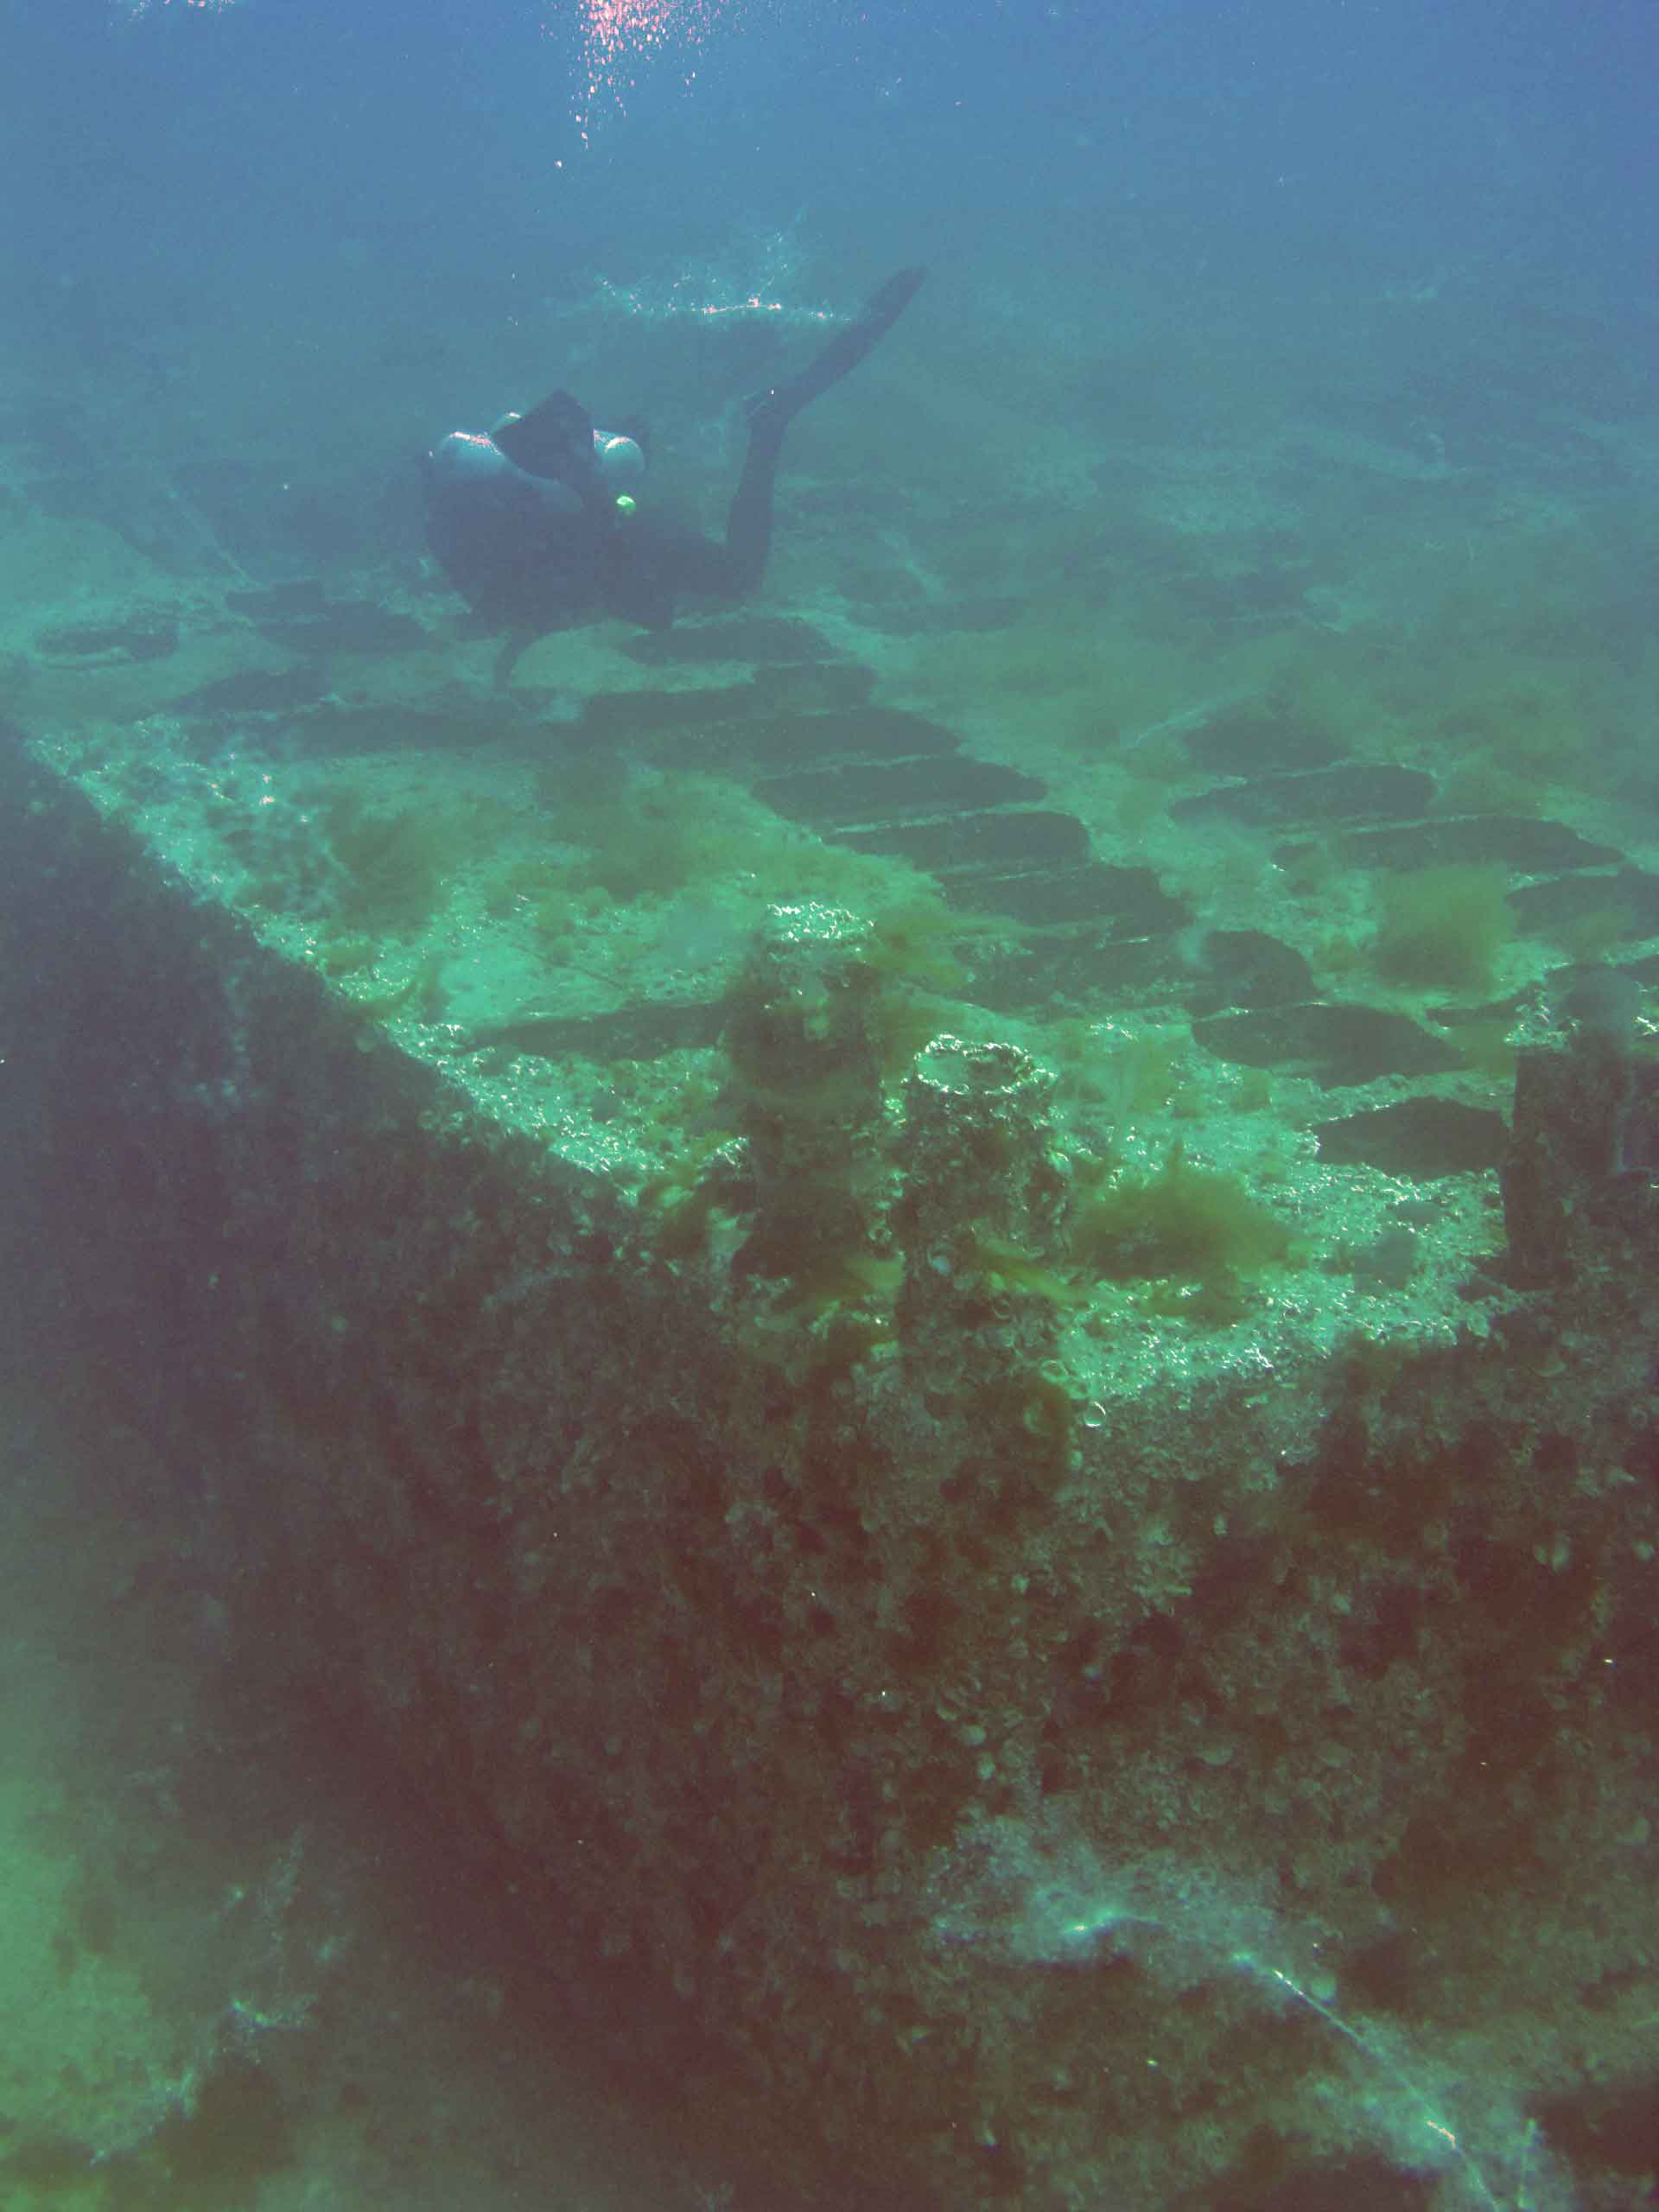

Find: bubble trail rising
[560,0,741,143]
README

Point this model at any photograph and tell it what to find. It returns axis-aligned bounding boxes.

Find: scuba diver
[423,264,926,658]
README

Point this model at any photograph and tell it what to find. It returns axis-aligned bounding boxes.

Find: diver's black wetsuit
[423,265,926,645]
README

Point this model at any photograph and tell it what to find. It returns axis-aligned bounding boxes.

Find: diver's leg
[491,627,538,688]
[722,264,926,594]
[721,409,789,597]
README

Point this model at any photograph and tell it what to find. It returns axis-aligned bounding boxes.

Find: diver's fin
[745,264,927,436]
[493,389,602,493]
[721,266,925,598]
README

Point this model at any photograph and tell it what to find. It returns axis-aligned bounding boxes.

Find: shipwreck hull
[4,712,1656,2210]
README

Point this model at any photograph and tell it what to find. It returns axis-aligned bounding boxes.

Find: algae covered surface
[4,42,1659,2206]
